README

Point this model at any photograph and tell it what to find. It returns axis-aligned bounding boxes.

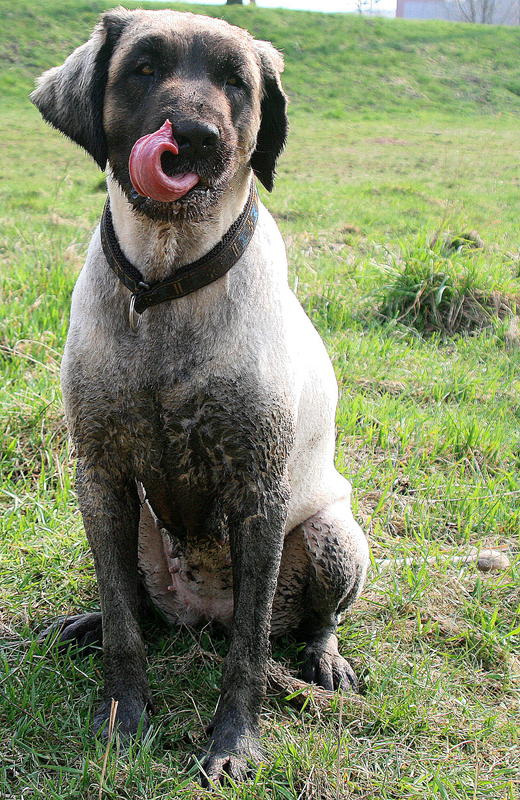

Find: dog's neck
[105,170,252,282]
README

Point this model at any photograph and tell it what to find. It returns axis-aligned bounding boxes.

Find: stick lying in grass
[375,546,510,572]
[265,659,353,710]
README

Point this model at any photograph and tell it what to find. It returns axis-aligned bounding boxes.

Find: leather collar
[100,182,259,330]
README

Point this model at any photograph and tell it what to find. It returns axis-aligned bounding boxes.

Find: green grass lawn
[0,1,519,798]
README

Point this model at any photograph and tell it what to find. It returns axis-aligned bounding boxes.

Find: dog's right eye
[136,63,155,76]
[224,75,244,90]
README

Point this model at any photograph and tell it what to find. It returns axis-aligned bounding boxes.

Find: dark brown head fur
[31,7,288,221]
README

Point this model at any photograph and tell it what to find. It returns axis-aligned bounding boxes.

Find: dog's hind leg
[295,500,368,691]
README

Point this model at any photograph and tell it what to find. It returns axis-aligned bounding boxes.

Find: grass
[2,0,520,118]
[370,237,518,333]
[1,1,519,798]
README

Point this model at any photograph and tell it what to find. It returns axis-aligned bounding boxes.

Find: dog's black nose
[174,121,220,158]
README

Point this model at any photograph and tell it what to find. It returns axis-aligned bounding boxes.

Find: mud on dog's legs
[298,500,369,691]
[76,462,151,737]
[201,488,288,784]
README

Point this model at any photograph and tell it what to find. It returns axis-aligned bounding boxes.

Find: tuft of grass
[372,239,518,334]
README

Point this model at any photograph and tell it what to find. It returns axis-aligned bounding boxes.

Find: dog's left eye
[136,64,155,76]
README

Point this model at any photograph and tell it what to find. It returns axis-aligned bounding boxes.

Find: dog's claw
[199,733,263,786]
[302,644,359,692]
[200,753,249,786]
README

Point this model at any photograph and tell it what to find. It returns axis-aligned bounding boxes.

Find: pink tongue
[128,119,199,202]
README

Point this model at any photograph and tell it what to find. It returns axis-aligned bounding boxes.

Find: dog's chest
[128,386,242,627]
[138,380,276,527]
[70,365,288,526]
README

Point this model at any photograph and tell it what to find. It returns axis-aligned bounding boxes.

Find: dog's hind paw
[39,612,103,652]
[302,634,359,692]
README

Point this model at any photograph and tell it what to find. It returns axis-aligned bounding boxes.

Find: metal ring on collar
[129,294,142,332]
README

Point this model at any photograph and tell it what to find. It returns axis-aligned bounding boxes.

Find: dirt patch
[371,137,409,145]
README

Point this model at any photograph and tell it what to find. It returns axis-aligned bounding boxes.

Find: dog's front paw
[302,636,359,692]
[199,730,263,786]
[93,696,150,740]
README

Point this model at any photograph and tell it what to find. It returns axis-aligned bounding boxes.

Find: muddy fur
[32,8,369,784]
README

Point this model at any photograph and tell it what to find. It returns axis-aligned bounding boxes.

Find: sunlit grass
[1,2,519,798]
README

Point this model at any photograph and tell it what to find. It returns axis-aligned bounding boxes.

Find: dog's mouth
[128,120,200,203]
[119,118,236,221]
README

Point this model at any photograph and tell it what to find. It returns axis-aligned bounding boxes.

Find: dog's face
[31,9,288,221]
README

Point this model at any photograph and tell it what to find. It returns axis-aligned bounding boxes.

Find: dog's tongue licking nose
[128,120,199,202]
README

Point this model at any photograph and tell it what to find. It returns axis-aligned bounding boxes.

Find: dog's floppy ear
[251,41,288,192]
[30,8,132,170]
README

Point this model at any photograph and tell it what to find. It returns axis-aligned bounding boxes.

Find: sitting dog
[32,8,368,783]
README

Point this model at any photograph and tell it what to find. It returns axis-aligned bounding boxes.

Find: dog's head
[31,8,287,220]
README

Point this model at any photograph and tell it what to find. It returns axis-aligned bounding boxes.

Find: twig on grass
[358,487,520,503]
[427,488,520,503]
[296,765,315,800]
[0,682,79,745]
[98,698,118,800]
[0,343,60,375]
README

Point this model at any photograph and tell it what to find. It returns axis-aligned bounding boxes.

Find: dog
[32,8,369,783]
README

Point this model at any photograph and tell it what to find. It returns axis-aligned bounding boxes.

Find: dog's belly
[163,541,234,627]
[138,498,234,626]
[167,565,234,627]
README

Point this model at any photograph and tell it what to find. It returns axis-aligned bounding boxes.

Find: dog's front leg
[76,461,151,737]
[201,489,288,784]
